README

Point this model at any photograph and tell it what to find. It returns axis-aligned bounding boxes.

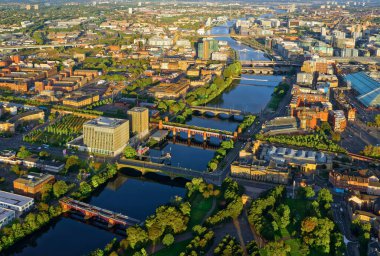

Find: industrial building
[345,72,380,108]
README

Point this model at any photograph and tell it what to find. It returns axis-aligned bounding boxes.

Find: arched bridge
[240,60,302,67]
[190,106,249,115]
[59,197,141,227]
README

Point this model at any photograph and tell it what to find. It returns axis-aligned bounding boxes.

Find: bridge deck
[60,197,140,226]
[162,124,234,138]
[190,105,244,114]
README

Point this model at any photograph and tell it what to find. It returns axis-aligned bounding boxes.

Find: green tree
[298,186,315,199]
[41,183,53,201]
[126,226,148,249]
[52,181,69,198]
[39,151,50,159]
[124,146,137,159]
[65,155,80,172]
[17,146,31,159]
[317,188,333,210]
[79,181,92,195]
[162,233,175,247]
[264,241,290,256]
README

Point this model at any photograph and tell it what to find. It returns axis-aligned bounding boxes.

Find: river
[10,19,282,256]
[9,175,186,256]
[187,21,283,129]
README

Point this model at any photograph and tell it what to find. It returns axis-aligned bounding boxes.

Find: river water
[10,20,282,256]
[10,175,185,256]
[187,22,283,128]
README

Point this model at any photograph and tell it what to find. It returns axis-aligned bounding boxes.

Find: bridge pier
[84,210,95,220]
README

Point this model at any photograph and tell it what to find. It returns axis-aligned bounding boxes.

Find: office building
[13,172,55,198]
[0,191,34,216]
[83,117,129,156]
[198,38,219,60]
[127,107,149,137]
[0,207,15,228]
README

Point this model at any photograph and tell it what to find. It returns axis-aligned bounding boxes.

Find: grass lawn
[285,238,303,256]
[188,193,213,228]
[152,238,192,256]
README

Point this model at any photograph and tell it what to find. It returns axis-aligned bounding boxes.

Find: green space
[23,114,88,146]
[188,193,213,228]
[248,186,345,256]
[207,140,234,172]
[362,145,380,159]
[267,82,290,110]
[238,114,256,132]
[256,130,346,154]
[152,239,192,256]
[186,62,242,106]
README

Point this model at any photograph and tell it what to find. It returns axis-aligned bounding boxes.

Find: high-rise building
[197,38,219,60]
[83,117,129,156]
[127,107,149,137]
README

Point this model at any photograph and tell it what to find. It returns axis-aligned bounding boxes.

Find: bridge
[201,34,251,38]
[190,105,247,115]
[348,153,380,163]
[240,60,301,75]
[0,43,85,52]
[59,197,141,227]
[156,120,237,140]
[240,60,302,67]
[117,158,223,185]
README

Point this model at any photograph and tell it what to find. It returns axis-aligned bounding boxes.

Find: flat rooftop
[0,207,15,219]
[128,107,148,113]
[0,190,33,207]
[84,117,127,128]
[14,172,54,187]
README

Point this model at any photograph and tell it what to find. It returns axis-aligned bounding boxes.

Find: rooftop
[128,107,148,113]
[0,190,33,207]
[345,72,380,107]
[84,117,127,128]
[0,207,15,219]
[14,172,55,187]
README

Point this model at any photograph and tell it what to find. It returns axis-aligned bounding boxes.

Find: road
[332,196,360,256]
[341,120,380,153]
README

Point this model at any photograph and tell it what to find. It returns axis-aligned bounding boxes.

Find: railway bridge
[156,120,237,140]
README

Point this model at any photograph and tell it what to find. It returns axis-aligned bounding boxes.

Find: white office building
[0,207,15,228]
[0,191,34,216]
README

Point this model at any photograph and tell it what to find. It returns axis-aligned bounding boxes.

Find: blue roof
[345,72,380,107]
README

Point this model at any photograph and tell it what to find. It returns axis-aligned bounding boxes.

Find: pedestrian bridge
[59,197,141,227]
